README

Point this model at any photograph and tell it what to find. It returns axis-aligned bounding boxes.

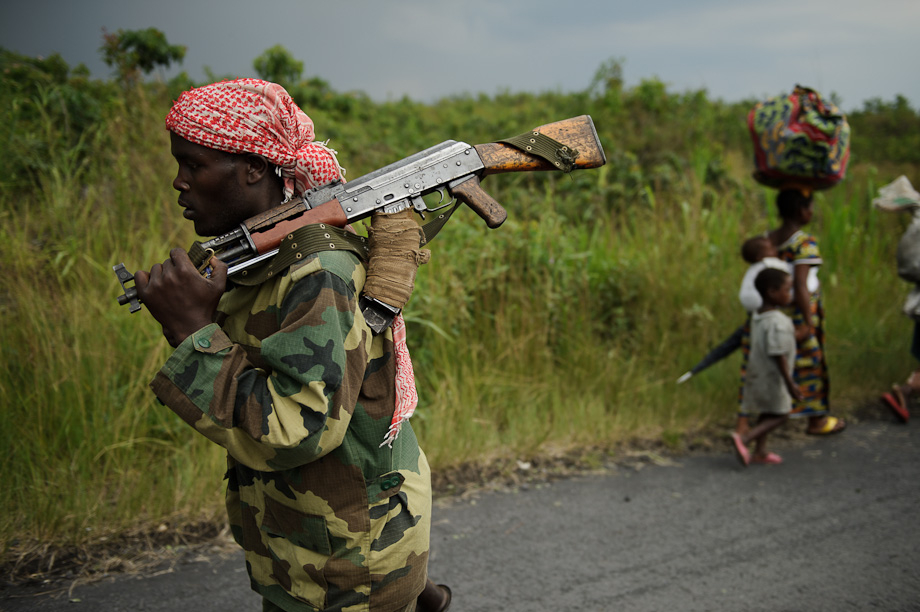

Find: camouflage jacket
[150,249,431,612]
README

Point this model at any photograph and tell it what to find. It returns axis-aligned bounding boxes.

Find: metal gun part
[113,264,141,313]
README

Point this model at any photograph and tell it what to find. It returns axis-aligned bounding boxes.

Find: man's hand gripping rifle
[114,115,606,332]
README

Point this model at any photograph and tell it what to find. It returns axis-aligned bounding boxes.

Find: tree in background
[252,45,345,114]
[850,95,920,163]
[0,47,116,190]
[253,44,303,87]
[100,27,186,85]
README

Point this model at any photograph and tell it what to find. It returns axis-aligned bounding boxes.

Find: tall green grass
[410,159,910,467]
[0,78,915,559]
[0,91,229,552]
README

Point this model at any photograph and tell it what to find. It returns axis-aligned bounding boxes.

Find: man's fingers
[133,268,151,299]
[134,269,149,286]
[208,256,228,285]
[169,247,197,272]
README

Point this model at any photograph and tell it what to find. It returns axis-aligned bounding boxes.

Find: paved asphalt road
[3,413,919,612]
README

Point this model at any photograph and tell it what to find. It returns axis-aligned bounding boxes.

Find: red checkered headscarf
[165,78,344,201]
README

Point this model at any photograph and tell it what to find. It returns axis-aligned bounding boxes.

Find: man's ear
[244,153,271,185]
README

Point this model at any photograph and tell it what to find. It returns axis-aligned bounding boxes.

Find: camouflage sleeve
[150,267,368,472]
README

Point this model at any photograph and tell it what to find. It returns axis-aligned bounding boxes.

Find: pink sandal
[882,387,909,423]
[731,433,750,467]
[751,452,783,465]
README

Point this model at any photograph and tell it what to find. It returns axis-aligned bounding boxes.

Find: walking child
[731,267,804,466]
[735,235,789,435]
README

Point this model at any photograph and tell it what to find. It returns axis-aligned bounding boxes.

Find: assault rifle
[114,115,606,331]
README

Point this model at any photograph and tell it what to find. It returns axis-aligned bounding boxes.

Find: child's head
[741,236,777,264]
[754,267,793,308]
[776,188,815,224]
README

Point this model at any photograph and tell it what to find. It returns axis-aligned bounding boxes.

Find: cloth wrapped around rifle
[364,209,431,310]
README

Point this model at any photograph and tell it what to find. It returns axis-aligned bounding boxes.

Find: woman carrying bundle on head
[764,187,845,435]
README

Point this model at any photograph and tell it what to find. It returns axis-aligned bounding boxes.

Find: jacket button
[197,338,211,348]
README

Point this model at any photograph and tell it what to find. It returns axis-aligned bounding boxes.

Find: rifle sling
[499,130,580,173]
[186,224,369,287]
[418,200,463,246]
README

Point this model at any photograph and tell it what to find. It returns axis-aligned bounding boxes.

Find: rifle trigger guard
[422,188,456,214]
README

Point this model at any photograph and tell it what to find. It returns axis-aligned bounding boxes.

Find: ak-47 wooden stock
[475,115,607,175]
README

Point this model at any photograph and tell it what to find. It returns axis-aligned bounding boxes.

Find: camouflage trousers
[262,599,417,612]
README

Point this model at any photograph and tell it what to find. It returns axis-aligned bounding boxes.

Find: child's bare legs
[735,415,750,436]
[741,414,788,460]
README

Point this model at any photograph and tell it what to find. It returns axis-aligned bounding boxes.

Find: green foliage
[848,95,920,164]
[1,49,917,559]
[100,27,186,84]
[0,47,118,192]
[253,44,303,88]
[587,57,625,97]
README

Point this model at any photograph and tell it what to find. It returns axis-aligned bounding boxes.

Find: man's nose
[173,174,190,192]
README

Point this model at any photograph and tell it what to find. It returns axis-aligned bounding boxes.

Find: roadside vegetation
[2,34,918,577]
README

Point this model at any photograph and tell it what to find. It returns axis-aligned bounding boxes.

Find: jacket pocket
[261,495,332,556]
[247,496,331,609]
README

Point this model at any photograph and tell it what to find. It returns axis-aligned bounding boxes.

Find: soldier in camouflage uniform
[133,79,449,612]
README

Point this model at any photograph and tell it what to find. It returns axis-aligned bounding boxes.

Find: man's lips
[178,200,195,219]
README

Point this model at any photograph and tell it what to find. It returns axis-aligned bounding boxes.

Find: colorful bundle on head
[748,85,850,191]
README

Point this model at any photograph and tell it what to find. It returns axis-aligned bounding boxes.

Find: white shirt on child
[738,257,790,313]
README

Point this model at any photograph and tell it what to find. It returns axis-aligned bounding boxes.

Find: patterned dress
[776,230,829,416]
[738,230,829,418]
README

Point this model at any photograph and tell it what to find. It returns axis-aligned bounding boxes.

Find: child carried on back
[731,267,803,466]
[739,236,788,314]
